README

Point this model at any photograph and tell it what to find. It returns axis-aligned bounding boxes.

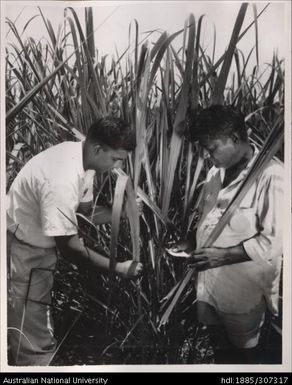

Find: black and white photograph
[1,0,291,372]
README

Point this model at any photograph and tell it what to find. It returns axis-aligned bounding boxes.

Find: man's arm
[77,202,112,225]
[241,164,283,268]
[55,234,142,278]
[189,163,284,272]
[188,244,251,271]
[78,198,143,226]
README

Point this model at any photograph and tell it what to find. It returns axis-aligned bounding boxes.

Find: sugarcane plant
[5,2,284,364]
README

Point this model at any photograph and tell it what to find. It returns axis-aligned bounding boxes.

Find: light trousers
[7,232,57,366]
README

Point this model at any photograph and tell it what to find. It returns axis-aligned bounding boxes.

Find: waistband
[7,230,56,252]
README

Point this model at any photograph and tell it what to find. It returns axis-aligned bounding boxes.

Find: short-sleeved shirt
[7,141,95,248]
[196,147,284,315]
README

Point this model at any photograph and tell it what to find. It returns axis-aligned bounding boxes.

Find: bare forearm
[78,245,111,270]
[77,202,112,225]
[55,234,140,278]
[57,234,109,269]
[190,244,251,271]
[80,246,127,275]
[223,244,251,266]
[66,240,124,274]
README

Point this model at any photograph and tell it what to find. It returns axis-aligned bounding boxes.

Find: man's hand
[188,245,251,271]
[116,260,143,279]
[171,239,192,253]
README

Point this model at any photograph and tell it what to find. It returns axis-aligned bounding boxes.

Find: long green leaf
[110,174,129,277]
[252,4,259,67]
[212,3,248,104]
[134,43,150,191]
[125,180,140,262]
[162,14,196,218]
[199,3,269,90]
[6,60,68,124]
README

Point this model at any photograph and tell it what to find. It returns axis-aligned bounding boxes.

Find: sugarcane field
[2,0,290,369]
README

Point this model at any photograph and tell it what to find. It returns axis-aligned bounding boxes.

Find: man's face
[91,145,128,173]
[200,135,240,169]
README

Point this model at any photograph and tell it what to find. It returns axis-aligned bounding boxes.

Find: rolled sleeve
[242,164,284,270]
[39,178,79,237]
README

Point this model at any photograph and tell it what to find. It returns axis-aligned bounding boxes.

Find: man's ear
[93,144,102,154]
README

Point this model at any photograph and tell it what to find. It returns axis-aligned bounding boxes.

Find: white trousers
[7,232,57,366]
[197,299,266,349]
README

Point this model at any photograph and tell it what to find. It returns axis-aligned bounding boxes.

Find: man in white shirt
[178,105,283,363]
[7,116,143,366]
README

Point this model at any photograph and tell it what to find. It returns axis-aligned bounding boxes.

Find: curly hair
[189,105,248,142]
[86,117,136,151]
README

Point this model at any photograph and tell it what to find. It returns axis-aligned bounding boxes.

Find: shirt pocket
[227,207,258,239]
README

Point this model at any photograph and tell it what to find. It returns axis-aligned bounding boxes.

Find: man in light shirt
[178,105,283,363]
[7,116,143,366]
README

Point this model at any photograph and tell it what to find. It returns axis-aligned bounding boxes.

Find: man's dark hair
[189,105,248,142]
[86,117,136,151]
